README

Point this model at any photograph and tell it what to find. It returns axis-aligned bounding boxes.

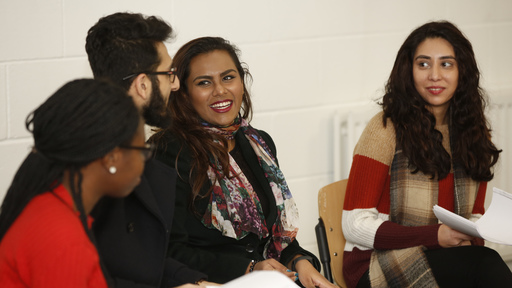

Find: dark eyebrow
[220,69,237,76]
[415,55,429,60]
[192,75,213,82]
[192,69,238,82]
[415,55,456,61]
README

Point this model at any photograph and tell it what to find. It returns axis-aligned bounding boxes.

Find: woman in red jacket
[0,79,145,287]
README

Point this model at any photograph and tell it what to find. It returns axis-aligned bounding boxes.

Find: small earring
[109,166,117,174]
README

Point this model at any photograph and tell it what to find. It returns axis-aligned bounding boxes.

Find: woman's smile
[210,100,233,113]
[426,86,445,95]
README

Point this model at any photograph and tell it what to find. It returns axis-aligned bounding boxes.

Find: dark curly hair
[381,20,501,181]
[150,37,253,209]
[85,12,174,90]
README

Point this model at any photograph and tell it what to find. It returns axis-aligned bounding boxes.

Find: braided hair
[0,78,139,285]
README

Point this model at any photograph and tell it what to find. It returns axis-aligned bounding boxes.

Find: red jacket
[0,184,107,288]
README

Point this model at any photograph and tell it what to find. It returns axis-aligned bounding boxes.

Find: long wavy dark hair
[151,37,253,209]
[381,21,501,180]
[0,79,139,285]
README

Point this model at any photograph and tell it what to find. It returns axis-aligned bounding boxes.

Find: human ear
[129,74,152,105]
[101,148,121,174]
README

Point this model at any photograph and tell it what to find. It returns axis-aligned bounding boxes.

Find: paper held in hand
[433,187,512,246]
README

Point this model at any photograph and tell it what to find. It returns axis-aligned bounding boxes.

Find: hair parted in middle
[381,20,500,181]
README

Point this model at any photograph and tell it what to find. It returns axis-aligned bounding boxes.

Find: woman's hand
[173,280,221,287]
[438,224,475,248]
[198,281,221,286]
[248,259,297,282]
[294,259,338,288]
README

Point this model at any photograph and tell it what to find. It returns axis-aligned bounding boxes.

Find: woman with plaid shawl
[342,21,512,288]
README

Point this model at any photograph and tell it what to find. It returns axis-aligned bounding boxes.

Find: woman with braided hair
[0,79,146,287]
[342,21,512,288]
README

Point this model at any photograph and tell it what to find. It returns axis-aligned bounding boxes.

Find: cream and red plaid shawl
[369,132,479,288]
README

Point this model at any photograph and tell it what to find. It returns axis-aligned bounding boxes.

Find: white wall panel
[8,58,92,138]
[241,41,322,111]
[63,0,174,57]
[446,0,512,24]
[0,0,62,62]
[270,0,365,39]
[0,139,33,203]
[287,174,331,250]
[172,0,273,48]
[272,107,333,179]
[489,24,512,88]
[0,65,6,140]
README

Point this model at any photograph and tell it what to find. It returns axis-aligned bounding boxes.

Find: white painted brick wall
[0,1,63,62]
[0,65,6,141]
[9,59,93,139]
[0,139,33,200]
[1,0,512,267]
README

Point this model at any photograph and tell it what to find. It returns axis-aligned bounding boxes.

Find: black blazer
[92,158,206,288]
[153,129,320,284]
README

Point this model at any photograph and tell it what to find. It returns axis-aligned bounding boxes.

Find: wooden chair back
[317,179,348,287]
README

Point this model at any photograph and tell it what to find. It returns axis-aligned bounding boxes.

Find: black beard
[142,80,172,129]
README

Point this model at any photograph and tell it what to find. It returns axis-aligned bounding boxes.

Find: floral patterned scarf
[201,117,299,259]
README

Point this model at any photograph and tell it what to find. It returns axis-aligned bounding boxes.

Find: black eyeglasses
[119,143,155,161]
[122,67,177,83]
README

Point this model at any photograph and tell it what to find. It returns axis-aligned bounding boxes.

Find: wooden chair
[315,179,348,288]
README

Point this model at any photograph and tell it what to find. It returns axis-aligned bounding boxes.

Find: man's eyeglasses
[122,67,177,83]
[119,143,155,161]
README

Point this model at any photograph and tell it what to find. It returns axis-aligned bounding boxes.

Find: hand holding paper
[433,187,512,246]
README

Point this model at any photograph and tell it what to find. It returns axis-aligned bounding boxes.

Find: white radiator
[486,94,512,262]
[333,105,379,182]
[487,94,512,195]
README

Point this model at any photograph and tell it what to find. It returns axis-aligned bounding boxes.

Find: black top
[151,128,320,283]
[91,158,207,288]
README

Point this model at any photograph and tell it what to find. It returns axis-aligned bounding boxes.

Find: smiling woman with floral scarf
[149,37,335,288]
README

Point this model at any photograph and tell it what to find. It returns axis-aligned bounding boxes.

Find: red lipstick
[209,100,233,113]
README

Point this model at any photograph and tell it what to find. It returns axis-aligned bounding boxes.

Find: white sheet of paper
[475,187,512,245]
[433,187,512,246]
[433,204,481,238]
[206,271,300,288]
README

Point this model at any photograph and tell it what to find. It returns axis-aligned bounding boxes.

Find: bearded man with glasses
[85,12,213,288]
